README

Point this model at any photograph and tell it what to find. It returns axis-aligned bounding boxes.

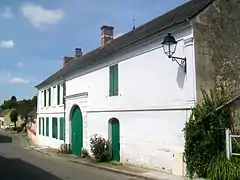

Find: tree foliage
[183,88,233,178]
[10,109,18,127]
[0,95,37,120]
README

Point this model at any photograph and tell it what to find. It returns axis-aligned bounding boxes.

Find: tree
[10,109,18,127]
[10,96,17,102]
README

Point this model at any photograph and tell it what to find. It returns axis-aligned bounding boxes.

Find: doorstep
[30,146,186,180]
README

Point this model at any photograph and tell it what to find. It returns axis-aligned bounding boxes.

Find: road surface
[0,131,136,180]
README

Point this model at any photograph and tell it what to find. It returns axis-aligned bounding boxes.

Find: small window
[46,117,49,136]
[48,88,51,106]
[57,85,60,105]
[42,118,45,136]
[109,64,119,96]
[52,117,58,139]
[60,117,65,140]
[44,90,47,107]
[39,118,41,134]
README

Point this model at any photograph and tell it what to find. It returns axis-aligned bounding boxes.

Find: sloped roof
[36,0,215,89]
[0,109,11,117]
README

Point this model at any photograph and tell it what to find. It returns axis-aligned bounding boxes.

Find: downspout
[61,76,66,145]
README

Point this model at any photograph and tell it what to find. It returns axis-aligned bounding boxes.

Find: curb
[32,148,167,180]
[69,159,166,180]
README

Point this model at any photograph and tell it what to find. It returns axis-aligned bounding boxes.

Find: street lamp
[162,33,187,73]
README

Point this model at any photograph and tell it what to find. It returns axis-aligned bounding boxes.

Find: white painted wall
[37,82,65,149]
[64,25,196,171]
[37,113,64,149]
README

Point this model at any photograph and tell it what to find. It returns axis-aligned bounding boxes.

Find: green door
[109,118,120,161]
[71,106,83,157]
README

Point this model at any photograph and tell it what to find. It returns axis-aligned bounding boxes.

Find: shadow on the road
[0,133,12,143]
[0,155,63,180]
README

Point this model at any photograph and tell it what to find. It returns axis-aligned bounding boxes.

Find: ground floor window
[46,117,49,136]
[42,118,45,136]
[39,118,41,135]
[60,117,65,140]
[52,117,58,139]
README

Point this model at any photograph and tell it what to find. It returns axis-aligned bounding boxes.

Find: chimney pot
[101,25,114,46]
[63,56,73,67]
[75,48,82,58]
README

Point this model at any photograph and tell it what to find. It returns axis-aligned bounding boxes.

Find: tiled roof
[36,0,214,89]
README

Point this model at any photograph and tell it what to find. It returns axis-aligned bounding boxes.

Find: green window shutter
[44,90,46,107]
[113,64,119,96]
[109,66,114,96]
[52,117,58,139]
[48,88,51,106]
[57,85,60,105]
[60,117,65,140]
[39,118,41,134]
[46,117,49,136]
[42,118,45,136]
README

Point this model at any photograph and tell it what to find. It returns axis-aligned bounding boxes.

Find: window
[61,84,64,104]
[48,88,51,106]
[53,86,56,106]
[41,91,44,108]
[46,117,49,136]
[44,90,46,107]
[109,64,119,96]
[42,118,45,136]
[39,118,41,134]
[57,84,60,105]
[52,117,58,139]
[60,117,65,140]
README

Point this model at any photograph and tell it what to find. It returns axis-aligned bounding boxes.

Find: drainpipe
[61,76,66,145]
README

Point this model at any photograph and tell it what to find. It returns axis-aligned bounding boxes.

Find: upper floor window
[44,90,47,107]
[52,86,56,106]
[109,64,119,96]
[48,88,51,106]
[57,84,60,105]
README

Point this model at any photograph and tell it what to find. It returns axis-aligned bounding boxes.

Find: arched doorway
[71,105,83,157]
[108,118,120,161]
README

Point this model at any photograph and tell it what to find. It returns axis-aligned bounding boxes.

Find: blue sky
[0,0,186,102]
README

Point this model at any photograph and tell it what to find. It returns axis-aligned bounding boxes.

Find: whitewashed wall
[36,113,64,149]
[65,25,196,170]
[37,82,65,149]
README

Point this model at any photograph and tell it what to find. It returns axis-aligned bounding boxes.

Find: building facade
[35,0,240,176]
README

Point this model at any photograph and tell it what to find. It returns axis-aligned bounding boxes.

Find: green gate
[71,106,83,157]
[108,118,120,161]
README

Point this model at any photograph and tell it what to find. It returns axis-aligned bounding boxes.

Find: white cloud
[9,78,29,84]
[20,3,64,29]
[15,62,25,68]
[0,40,15,48]
[1,7,14,19]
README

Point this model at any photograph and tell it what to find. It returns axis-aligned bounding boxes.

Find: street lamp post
[161,33,187,73]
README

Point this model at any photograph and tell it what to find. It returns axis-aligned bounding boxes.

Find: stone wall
[193,0,240,101]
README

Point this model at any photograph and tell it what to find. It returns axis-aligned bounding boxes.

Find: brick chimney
[75,48,82,58]
[63,56,73,67]
[101,25,114,46]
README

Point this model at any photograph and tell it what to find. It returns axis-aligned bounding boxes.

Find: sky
[0,0,186,102]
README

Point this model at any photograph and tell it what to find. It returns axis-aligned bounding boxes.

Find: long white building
[36,0,237,175]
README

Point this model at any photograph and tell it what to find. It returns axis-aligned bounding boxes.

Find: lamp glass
[162,33,177,58]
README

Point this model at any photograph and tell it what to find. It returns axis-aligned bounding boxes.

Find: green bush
[90,134,111,162]
[206,153,240,180]
[183,88,233,178]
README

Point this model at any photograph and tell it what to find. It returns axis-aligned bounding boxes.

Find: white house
[36,0,238,176]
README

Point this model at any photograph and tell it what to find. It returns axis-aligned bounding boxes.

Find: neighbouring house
[0,109,11,128]
[27,108,37,144]
[35,0,240,176]
[0,109,24,128]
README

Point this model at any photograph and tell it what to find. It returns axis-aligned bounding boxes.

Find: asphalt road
[0,131,136,180]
